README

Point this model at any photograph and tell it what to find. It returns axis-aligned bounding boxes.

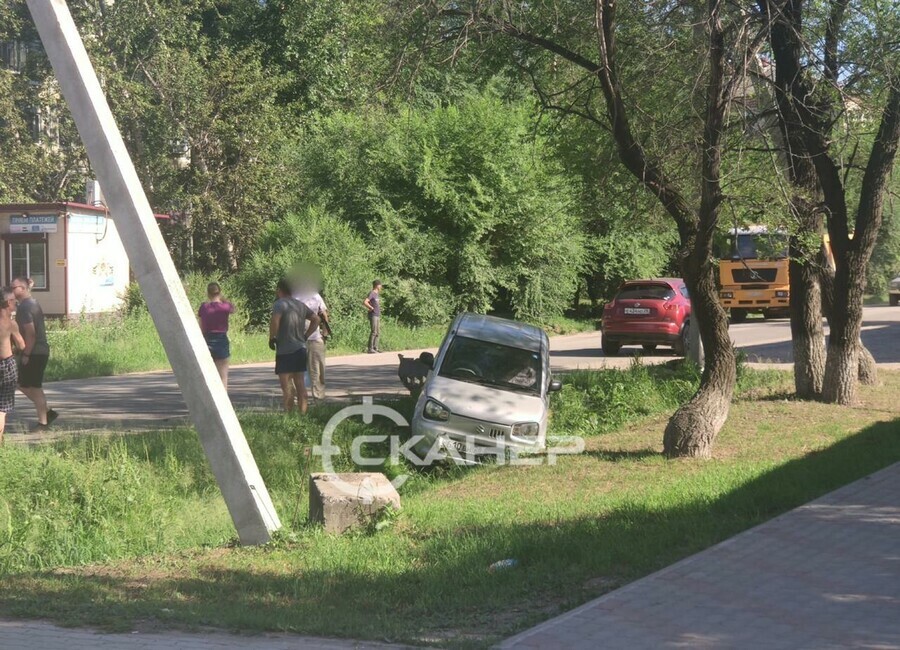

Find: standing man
[12,276,57,430]
[293,280,329,402]
[269,278,319,415]
[0,287,25,442]
[363,279,382,354]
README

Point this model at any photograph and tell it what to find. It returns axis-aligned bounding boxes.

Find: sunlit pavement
[6,304,899,436]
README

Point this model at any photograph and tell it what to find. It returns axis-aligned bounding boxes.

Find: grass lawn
[1,366,898,647]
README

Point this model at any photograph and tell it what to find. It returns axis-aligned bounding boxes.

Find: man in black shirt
[12,276,57,430]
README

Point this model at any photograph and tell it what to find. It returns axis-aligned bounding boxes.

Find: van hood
[424,375,545,424]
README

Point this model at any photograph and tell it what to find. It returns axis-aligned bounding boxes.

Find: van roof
[453,313,546,353]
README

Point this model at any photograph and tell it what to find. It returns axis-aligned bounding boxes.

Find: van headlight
[423,399,450,421]
[512,422,540,438]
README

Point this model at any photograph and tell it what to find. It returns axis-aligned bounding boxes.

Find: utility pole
[25,0,280,544]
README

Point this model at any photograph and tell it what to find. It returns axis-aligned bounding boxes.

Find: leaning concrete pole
[25,0,281,544]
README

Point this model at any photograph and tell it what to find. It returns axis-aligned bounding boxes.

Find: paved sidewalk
[499,461,900,649]
[0,619,413,649]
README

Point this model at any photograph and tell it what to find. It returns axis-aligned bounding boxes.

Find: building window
[0,40,28,73]
[8,240,48,289]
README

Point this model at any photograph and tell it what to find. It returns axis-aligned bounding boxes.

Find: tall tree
[760,0,900,404]
[405,0,769,456]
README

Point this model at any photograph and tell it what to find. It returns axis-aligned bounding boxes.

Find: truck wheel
[730,308,748,324]
[602,338,621,356]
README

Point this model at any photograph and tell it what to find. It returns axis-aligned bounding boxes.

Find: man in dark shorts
[12,276,57,430]
[269,278,319,415]
[0,287,25,442]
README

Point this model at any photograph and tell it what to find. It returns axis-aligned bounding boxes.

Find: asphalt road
[7,305,899,437]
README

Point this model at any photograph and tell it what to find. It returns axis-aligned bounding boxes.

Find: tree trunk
[788,207,825,398]
[790,254,825,398]
[821,252,866,403]
[820,261,878,385]
[664,250,736,458]
[857,345,877,385]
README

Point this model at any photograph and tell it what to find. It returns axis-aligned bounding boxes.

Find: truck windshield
[732,233,788,260]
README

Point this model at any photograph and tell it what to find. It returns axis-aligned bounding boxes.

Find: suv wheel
[602,338,621,356]
[891,294,899,307]
[673,321,689,356]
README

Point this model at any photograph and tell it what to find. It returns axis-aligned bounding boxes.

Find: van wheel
[730,308,748,324]
[602,338,621,356]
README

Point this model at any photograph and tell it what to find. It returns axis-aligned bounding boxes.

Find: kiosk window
[8,240,48,289]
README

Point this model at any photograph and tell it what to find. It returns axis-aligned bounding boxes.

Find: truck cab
[718,226,790,323]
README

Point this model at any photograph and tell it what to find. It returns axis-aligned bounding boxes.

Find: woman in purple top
[198,282,235,390]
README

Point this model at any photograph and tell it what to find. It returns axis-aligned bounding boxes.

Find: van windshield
[439,336,542,394]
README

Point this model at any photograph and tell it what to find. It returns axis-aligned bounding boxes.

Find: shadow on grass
[3,417,899,646]
[582,448,659,462]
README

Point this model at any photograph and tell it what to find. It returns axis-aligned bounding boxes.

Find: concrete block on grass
[309,472,401,534]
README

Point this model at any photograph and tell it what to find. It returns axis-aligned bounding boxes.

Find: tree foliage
[233,206,376,327]
[290,89,588,322]
[3,0,894,342]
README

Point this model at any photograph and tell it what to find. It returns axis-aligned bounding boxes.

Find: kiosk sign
[10,214,58,233]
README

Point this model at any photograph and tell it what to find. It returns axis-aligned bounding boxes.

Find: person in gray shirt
[363,279,382,353]
[12,276,58,430]
[269,278,319,415]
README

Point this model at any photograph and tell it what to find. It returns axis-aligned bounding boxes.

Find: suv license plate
[624,307,650,315]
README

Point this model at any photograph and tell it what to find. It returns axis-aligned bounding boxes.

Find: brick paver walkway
[499,461,900,649]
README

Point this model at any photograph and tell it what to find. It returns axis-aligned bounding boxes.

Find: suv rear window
[617,284,676,300]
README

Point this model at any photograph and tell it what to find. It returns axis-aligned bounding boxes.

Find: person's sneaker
[46,409,59,426]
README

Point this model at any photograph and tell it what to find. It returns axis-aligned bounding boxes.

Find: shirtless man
[0,287,25,442]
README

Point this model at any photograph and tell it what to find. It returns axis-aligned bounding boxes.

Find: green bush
[289,89,588,323]
[233,205,377,328]
[118,274,251,329]
[119,282,147,316]
[551,361,700,438]
[384,277,452,327]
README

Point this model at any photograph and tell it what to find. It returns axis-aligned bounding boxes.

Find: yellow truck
[718,226,790,323]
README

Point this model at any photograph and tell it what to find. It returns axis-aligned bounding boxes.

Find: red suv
[601,278,691,356]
